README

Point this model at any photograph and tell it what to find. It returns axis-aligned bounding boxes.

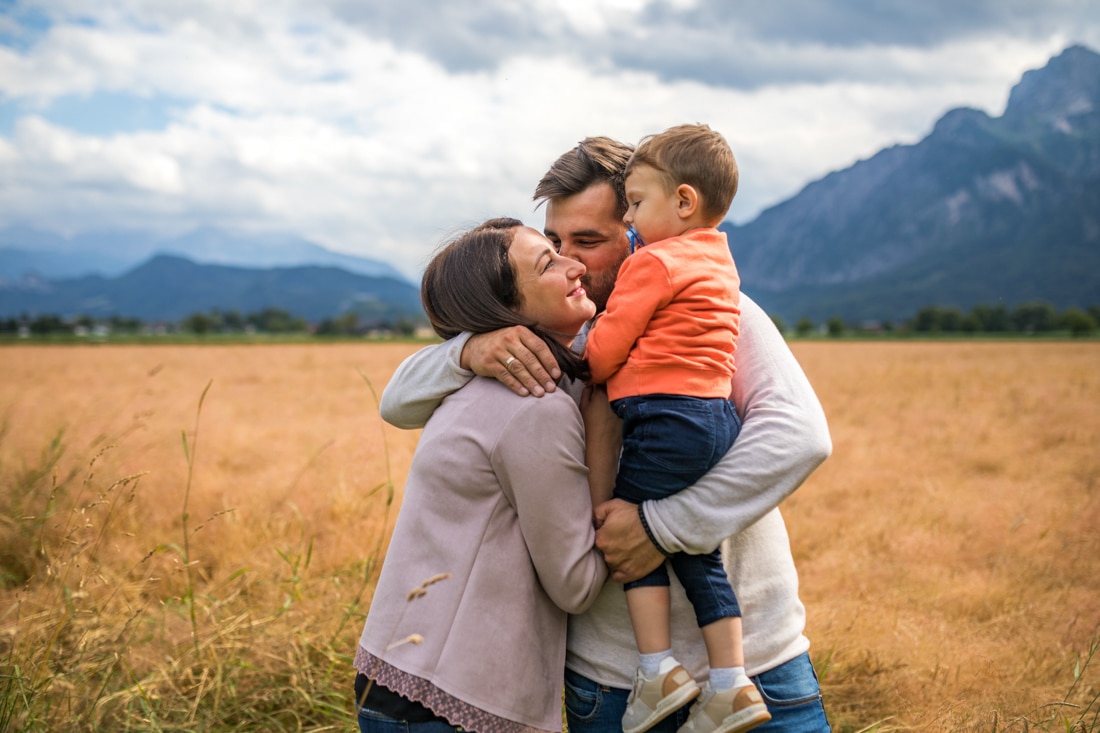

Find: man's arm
[594,294,832,578]
[379,328,564,429]
[379,334,477,429]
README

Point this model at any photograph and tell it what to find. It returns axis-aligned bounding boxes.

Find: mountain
[724,44,1100,324]
[0,254,424,324]
[0,226,409,283]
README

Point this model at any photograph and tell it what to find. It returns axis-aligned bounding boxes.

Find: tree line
[3,300,1098,340]
[0,307,423,338]
[780,301,1100,337]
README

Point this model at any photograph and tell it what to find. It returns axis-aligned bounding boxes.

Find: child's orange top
[585,227,740,402]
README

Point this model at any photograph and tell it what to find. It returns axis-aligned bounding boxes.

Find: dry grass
[788,342,1100,732]
[0,343,416,731]
[0,341,1097,731]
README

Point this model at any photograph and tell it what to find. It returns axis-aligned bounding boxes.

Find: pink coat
[356,377,607,733]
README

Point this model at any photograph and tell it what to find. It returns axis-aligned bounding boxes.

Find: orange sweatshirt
[585,227,740,402]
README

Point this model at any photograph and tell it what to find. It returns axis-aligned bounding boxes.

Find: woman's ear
[676,184,699,219]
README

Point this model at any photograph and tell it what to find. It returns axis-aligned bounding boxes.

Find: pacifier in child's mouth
[626,226,644,253]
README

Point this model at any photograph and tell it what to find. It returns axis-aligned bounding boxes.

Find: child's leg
[670,549,752,691]
[621,580,701,733]
[699,616,743,669]
[625,585,672,656]
[623,561,676,677]
[700,616,752,691]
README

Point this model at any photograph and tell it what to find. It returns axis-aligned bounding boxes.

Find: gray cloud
[316,0,1100,90]
[323,0,556,73]
[615,1,1100,88]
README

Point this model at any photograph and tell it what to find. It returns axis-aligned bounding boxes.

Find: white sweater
[379,294,832,684]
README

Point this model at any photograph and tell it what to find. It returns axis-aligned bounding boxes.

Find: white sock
[710,666,751,691]
[640,650,673,678]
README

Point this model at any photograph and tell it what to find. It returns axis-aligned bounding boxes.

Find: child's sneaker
[622,657,701,733]
[676,682,771,733]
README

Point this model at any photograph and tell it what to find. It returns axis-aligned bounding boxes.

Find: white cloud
[0,1,1098,278]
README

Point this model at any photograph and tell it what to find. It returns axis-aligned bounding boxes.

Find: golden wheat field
[1,341,1097,732]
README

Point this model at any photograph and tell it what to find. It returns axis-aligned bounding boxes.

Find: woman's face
[509,226,596,342]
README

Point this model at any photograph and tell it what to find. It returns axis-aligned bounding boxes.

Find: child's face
[623,164,687,246]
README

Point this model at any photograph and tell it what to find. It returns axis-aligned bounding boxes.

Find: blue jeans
[612,394,741,627]
[564,652,831,733]
[357,706,462,733]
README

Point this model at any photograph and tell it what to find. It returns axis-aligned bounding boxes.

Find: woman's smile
[510,226,596,340]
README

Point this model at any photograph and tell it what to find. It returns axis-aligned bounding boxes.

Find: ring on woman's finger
[504,355,516,368]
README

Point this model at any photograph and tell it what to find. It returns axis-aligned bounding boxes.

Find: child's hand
[580,384,621,449]
[581,384,621,509]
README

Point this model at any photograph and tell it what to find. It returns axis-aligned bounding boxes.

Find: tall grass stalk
[0,377,396,731]
[179,379,213,653]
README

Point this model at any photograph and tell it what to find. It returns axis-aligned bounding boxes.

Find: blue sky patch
[37,91,178,136]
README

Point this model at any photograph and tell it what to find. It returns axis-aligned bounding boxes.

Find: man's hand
[460,327,562,397]
[594,498,665,583]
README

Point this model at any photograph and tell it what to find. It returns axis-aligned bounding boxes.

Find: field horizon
[2,341,1097,731]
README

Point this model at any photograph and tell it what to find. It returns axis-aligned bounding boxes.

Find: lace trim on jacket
[354,645,553,733]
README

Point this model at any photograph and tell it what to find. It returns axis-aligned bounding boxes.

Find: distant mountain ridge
[724,43,1100,323]
[0,226,409,283]
[0,254,424,324]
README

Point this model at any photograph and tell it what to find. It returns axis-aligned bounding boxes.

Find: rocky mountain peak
[1003,44,1100,135]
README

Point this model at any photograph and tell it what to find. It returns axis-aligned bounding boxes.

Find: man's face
[543,182,630,313]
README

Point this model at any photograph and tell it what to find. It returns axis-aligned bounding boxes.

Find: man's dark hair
[533,137,634,220]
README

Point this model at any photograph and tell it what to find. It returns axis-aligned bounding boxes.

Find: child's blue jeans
[611,393,742,627]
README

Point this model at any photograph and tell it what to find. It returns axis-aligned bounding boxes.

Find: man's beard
[584,269,619,314]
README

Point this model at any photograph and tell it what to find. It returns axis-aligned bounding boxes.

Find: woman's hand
[581,384,621,510]
[461,326,561,397]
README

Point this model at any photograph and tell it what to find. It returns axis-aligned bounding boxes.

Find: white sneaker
[676,682,771,733]
[622,657,701,733]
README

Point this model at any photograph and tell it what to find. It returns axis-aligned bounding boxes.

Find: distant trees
[0,307,423,339]
[179,307,306,334]
[315,312,360,336]
[908,301,1096,336]
[5,299,1098,340]
[784,301,1098,338]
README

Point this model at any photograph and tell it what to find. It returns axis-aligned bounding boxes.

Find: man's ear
[676,184,699,219]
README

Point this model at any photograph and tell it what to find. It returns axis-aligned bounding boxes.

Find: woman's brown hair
[421,217,590,382]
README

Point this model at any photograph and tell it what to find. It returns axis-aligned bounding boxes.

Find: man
[378,137,833,733]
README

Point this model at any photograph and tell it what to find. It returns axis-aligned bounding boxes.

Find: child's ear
[676,184,699,219]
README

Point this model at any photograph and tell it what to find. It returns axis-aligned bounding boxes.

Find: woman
[354,218,618,733]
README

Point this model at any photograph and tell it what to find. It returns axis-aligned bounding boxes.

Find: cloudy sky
[2,1,1099,279]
